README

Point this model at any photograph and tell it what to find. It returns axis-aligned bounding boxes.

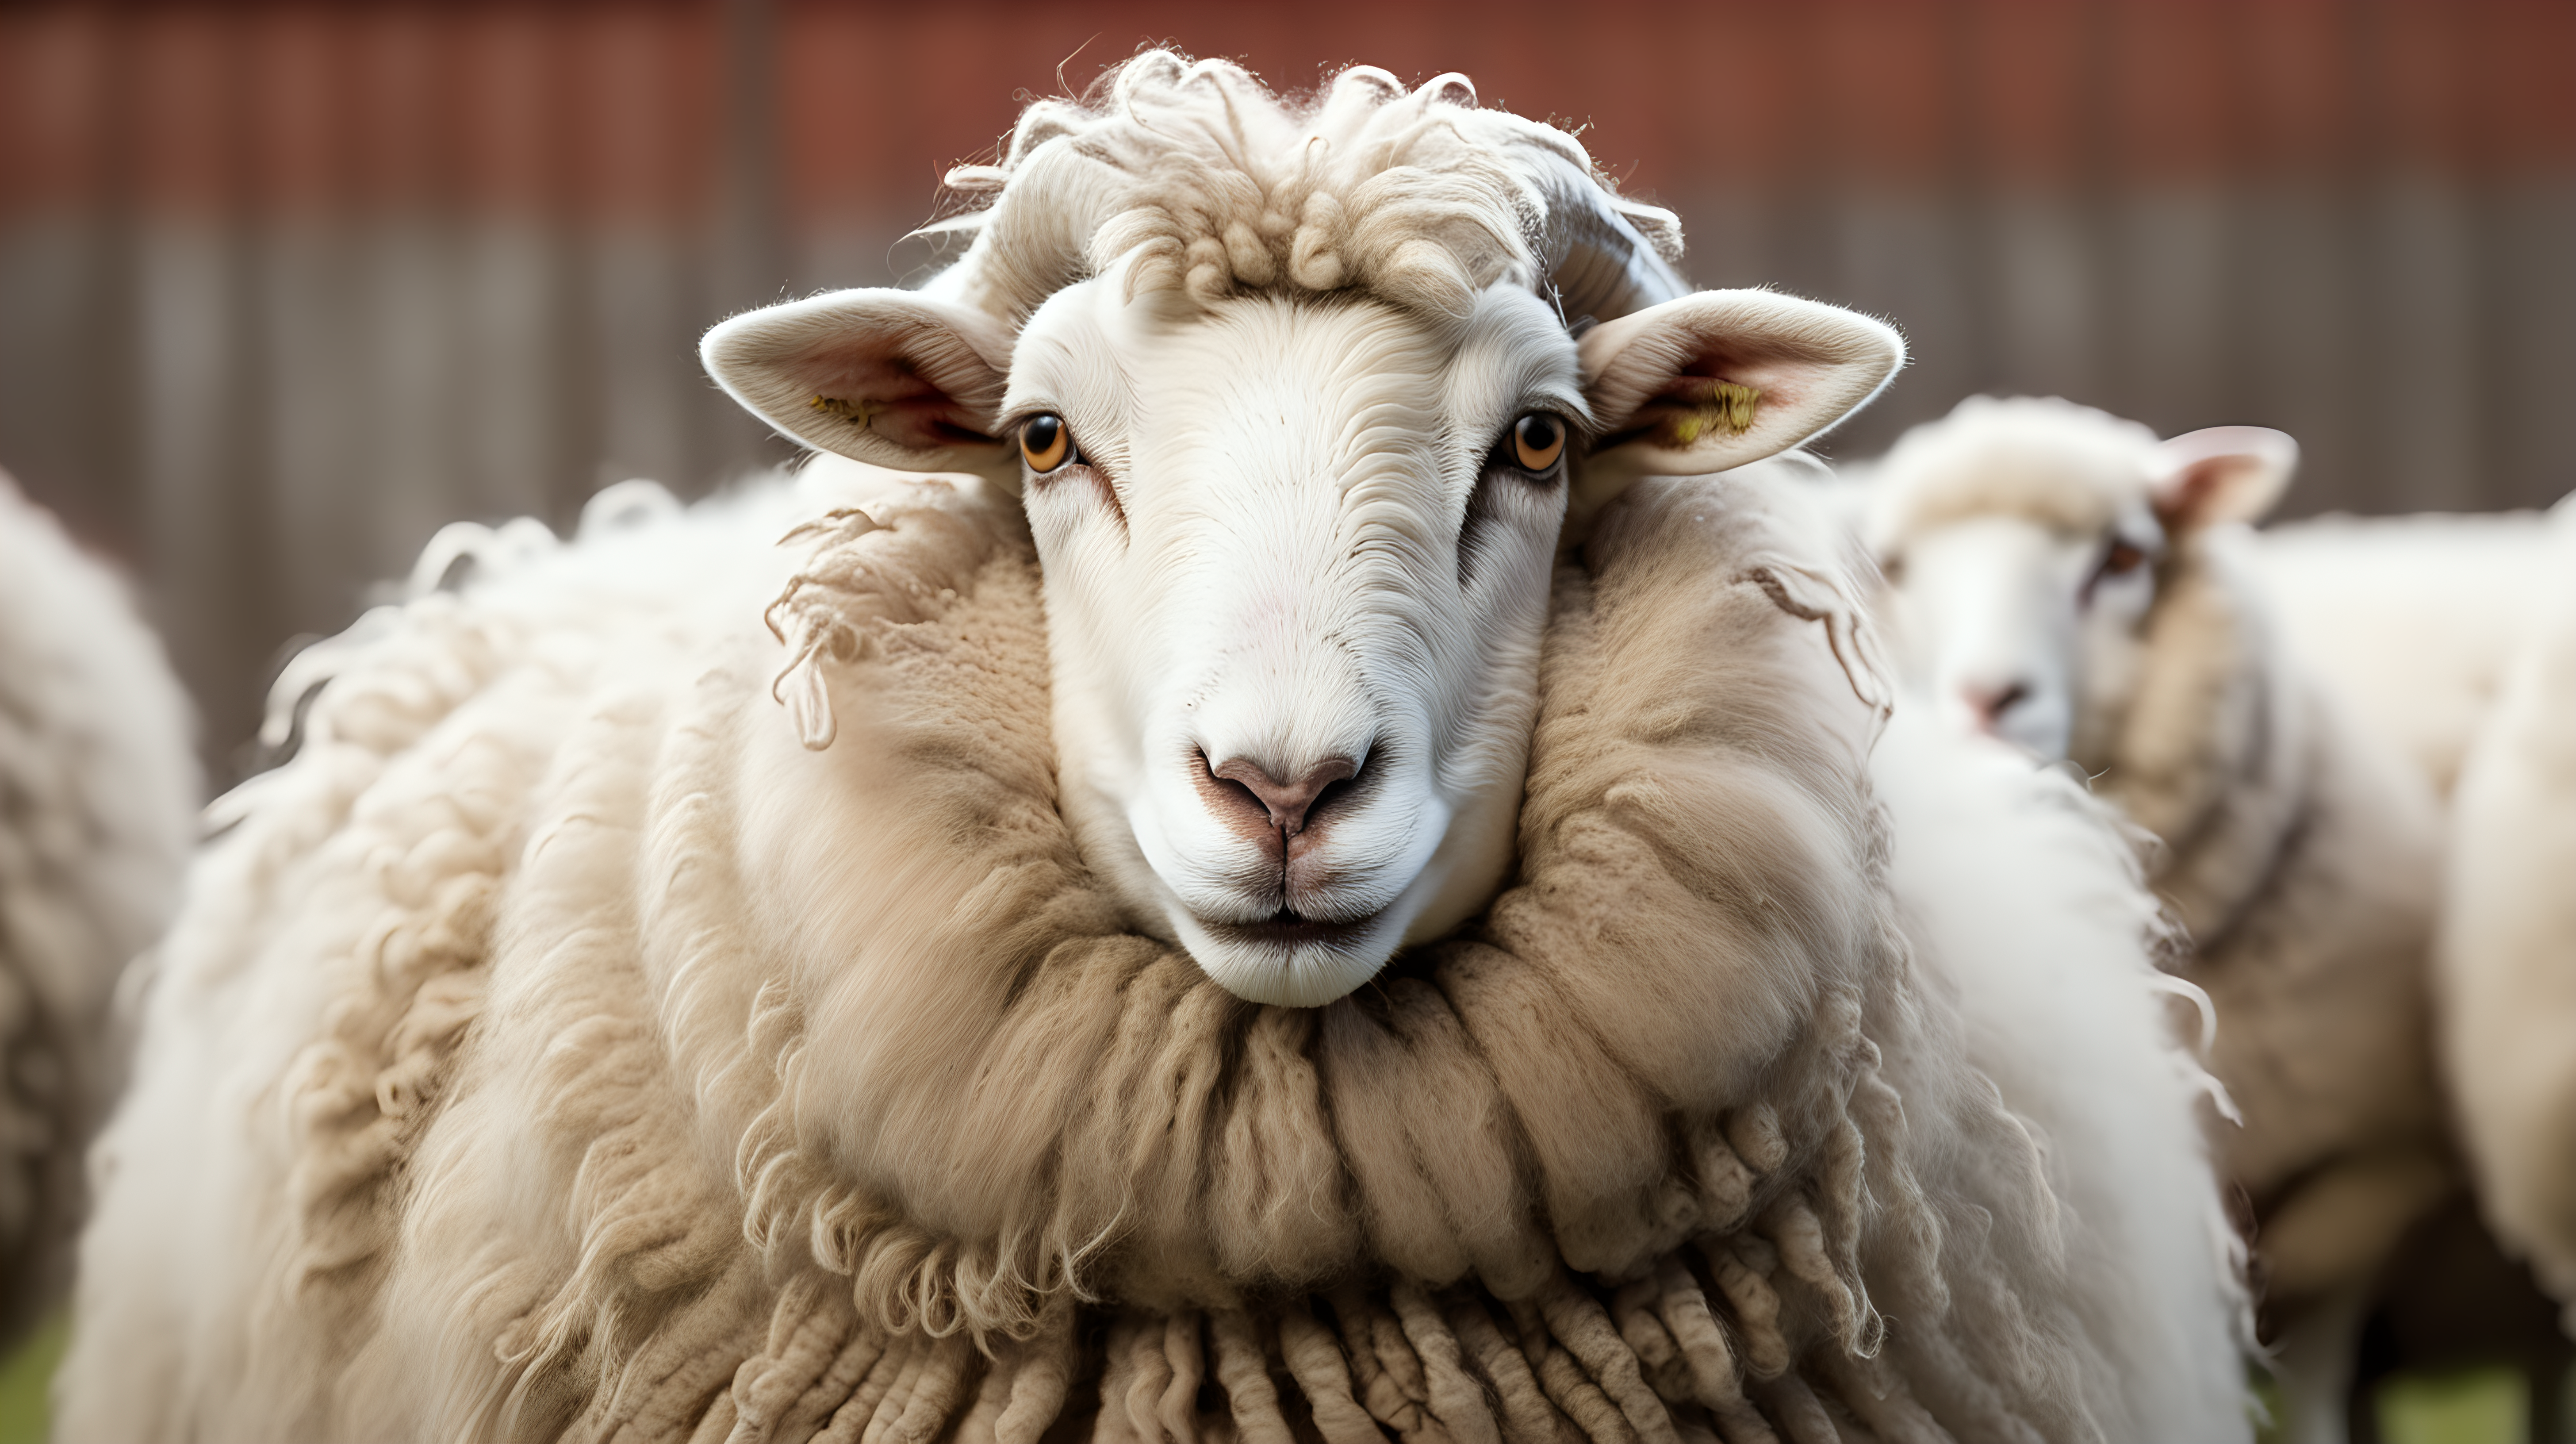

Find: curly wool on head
[925,51,1686,322]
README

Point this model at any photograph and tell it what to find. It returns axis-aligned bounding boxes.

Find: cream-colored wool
[68,61,2239,1443]
[2438,506,2576,1317]
[0,472,196,1348]
[61,458,2241,1444]
[1864,398,2454,1317]
[2251,510,2561,802]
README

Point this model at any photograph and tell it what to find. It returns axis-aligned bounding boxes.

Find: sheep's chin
[1171,908,1407,1006]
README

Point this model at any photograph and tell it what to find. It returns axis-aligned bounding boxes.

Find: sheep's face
[705,282,1901,1005]
[998,280,1579,1004]
[1877,510,2164,762]
[1864,399,2296,767]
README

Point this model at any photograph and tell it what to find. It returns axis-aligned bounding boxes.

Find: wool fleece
[59,460,2243,1444]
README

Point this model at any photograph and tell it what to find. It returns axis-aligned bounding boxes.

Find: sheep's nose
[1959,680,2033,734]
[1194,750,1361,846]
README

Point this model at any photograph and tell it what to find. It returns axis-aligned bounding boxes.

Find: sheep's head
[705,56,1901,1005]
[1862,396,2297,763]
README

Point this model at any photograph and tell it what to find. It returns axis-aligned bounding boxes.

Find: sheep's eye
[2102,541,2146,576]
[1020,414,1075,473]
[1511,413,1566,472]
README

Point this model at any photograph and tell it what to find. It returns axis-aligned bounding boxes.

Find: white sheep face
[1004,279,1581,1005]
[1881,510,2164,762]
[1866,398,2297,768]
[704,281,1902,1006]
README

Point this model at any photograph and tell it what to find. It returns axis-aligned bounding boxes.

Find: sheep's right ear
[701,289,1020,487]
[2150,426,2297,532]
[1574,289,1904,522]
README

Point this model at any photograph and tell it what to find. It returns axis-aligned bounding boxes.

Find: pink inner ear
[800,348,996,452]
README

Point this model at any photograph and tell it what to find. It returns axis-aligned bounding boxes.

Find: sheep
[0,470,196,1348]
[60,57,2247,1443]
[2251,509,2561,802]
[1859,395,2451,1444]
[2436,503,2576,1320]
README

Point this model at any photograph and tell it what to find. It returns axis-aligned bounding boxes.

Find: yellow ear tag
[810,394,882,430]
[1658,380,1762,447]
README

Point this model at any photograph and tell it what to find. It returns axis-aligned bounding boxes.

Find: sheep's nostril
[1960,680,2034,731]
[1191,749,1362,850]
[1212,753,1358,837]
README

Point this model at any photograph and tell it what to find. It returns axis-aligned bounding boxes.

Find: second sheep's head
[705,57,1901,1006]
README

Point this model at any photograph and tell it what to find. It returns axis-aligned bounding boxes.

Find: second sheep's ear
[701,289,1019,486]
[2150,426,2298,533]
[1574,289,1905,520]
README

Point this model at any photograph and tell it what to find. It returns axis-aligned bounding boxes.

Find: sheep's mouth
[1201,907,1385,952]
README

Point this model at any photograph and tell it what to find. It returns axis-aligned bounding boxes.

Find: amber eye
[1511,413,1566,472]
[1020,414,1074,472]
[2102,540,2147,576]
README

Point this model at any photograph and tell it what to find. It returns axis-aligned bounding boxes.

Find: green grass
[2378,1367,2531,1444]
[0,1312,64,1444]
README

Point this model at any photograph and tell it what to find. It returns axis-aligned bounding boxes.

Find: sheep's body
[2250,510,2559,801]
[0,473,195,1345]
[2097,525,2453,1310]
[1862,398,2448,1441]
[2437,508,2576,1316]
[62,456,2245,1443]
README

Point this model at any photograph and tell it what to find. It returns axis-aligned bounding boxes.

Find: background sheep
[2438,504,2576,1321]
[61,58,2244,1443]
[2253,511,2563,803]
[1860,396,2451,1444]
[0,471,196,1349]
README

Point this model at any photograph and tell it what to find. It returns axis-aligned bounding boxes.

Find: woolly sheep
[61,58,2246,1443]
[1860,396,2450,1444]
[2438,503,2576,1319]
[0,471,196,1347]
[2252,509,2561,801]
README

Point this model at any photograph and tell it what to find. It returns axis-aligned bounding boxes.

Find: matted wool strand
[1647,1258,1775,1444]
[821,1332,919,1444]
[951,1352,1016,1444]
[1443,1293,1576,1444]
[1329,1288,1428,1436]
[1607,1278,1683,1401]
[1278,1305,1382,1444]
[1093,1320,1146,1444]
[1155,1313,1205,1444]
[1724,1109,1788,1177]
[1210,1312,1296,1444]
[1763,1201,1867,1357]
[1505,1296,1639,1444]
[1820,1351,1953,1444]
[1119,1318,1176,1444]
[994,1315,1078,1444]
[1702,1241,1790,1382]
[1683,1120,1756,1234]
[1538,1277,1681,1444]
[1745,1378,1840,1444]
[1391,1282,1502,1444]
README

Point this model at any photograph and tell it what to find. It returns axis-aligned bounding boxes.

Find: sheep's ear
[2150,426,2296,532]
[701,289,1019,487]
[1574,289,1904,518]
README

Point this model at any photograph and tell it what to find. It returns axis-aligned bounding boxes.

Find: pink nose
[1194,751,1360,853]
[1959,680,2032,734]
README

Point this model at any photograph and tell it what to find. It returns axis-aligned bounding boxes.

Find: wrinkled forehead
[1004,277,1587,432]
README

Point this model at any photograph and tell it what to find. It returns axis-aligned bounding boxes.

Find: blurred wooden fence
[2,0,2570,772]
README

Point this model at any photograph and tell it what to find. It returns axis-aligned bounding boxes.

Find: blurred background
[1,0,2570,785]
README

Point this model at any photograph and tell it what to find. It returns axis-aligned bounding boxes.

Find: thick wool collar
[249,468,2089,1444]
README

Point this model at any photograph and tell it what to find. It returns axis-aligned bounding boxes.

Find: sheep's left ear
[2150,426,2297,532]
[1575,289,1904,519]
[701,288,1020,488]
